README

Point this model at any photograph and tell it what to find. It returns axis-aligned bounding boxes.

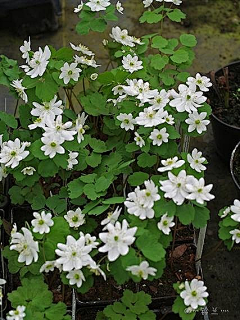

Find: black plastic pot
[230,140,240,193]
[209,61,240,162]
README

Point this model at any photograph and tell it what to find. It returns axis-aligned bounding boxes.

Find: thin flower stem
[13,99,19,117]
[71,89,83,111]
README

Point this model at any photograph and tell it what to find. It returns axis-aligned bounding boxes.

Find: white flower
[40,261,56,273]
[110,26,135,47]
[116,1,124,14]
[134,132,145,148]
[0,138,30,169]
[230,229,240,244]
[149,128,169,146]
[55,234,94,271]
[86,0,111,11]
[149,89,170,110]
[220,206,231,218]
[74,1,84,13]
[59,62,82,85]
[122,54,143,73]
[230,199,240,222]
[135,107,167,127]
[99,219,137,261]
[185,111,210,134]
[80,232,99,249]
[74,55,100,68]
[64,208,85,228]
[180,279,209,310]
[101,207,122,230]
[186,177,215,205]
[10,227,39,265]
[124,188,155,220]
[158,156,185,172]
[28,116,47,130]
[11,79,28,103]
[143,0,153,8]
[112,84,125,96]
[157,213,175,235]
[124,79,157,103]
[7,305,26,320]
[187,73,212,92]
[142,180,160,207]
[70,43,94,56]
[160,170,189,205]
[41,135,65,158]
[67,151,78,170]
[90,73,98,80]
[169,84,206,113]
[116,113,135,131]
[21,166,36,175]
[102,39,108,46]
[75,112,88,143]
[20,37,31,62]
[31,95,63,122]
[156,0,182,4]
[163,113,175,125]
[43,115,76,142]
[31,211,54,234]
[26,45,51,78]
[11,223,17,236]
[187,148,206,172]
[66,269,86,288]
[126,261,157,280]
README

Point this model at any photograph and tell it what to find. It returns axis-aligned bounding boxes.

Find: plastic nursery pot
[230,141,240,195]
[209,61,240,163]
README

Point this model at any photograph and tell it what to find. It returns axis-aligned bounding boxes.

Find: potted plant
[0,0,213,319]
[207,61,240,162]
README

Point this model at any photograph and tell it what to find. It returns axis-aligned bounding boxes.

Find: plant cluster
[0,0,213,319]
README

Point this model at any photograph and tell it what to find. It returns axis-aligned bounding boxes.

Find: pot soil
[208,61,240,162]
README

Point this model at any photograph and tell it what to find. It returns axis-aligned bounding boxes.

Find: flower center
[68,70,73,75]
[163,220,168,226]
[72,251,77,257]
[44,104,50,110]
[195,120,201,125]
[72,216,79,222]
[10,151,17,157]
[157,134,162,140]
[197,188,203,193]
[195,159,199,163]
[74,274,80,280]
[191,290,197,297]
[177,183,181,188]
[197,80,202,84]
[50,142,57,147]
[129,62,134,66]
[237,233,240,238]
[14,310,20,315]
[114,236,119,241]
[38,219,45,225]
[186,95,191,100]
[146,191,151,197]
[124,119,130,124]
[157,98,162,103]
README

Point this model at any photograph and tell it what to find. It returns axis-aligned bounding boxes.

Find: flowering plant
[0,0,212,319]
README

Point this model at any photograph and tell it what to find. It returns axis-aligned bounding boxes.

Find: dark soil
[208,62,240,127]
[231,144,240,191]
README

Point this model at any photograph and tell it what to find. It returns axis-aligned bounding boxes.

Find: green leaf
[52,47,74,61]
[170,49,189,63]
[167,9,186,22]
[222,216,239,227]
[86,152,102,167]
[150,54,169,70]
[176,72,190,82]
[126,142,139,153]
[89,138,107,153]
[9,186,25,205]
[137,153,157,168]
[19,104,32,128]
[102,197,125,205]
[95,176,112,192]
[218,222,233,241]
[176,204,195,225]
[180,34,197,47]
[90,18,107,32]
[136,234,166,262]
[0,111,18,128]
[88,204,110,215]
[81,93,109,116]
[128,172,149,186]
[35,74,58,101]
[97,71,115,84]
[192,206,210,228]
[68,178,85,199]
[45,302,68,320]
[139,310,156,320]
[151,36,168,49]
[38,159,59,177]
[31,194,46,210]
[80,173,97,184]
[83,184,98,200]
[76,20,90,35]
[30,140,48,160]
[139,11,163,24]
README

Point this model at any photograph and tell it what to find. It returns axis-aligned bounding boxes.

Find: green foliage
[97,290,156,320]
[172,296,196,320]
[7,277,70,320]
